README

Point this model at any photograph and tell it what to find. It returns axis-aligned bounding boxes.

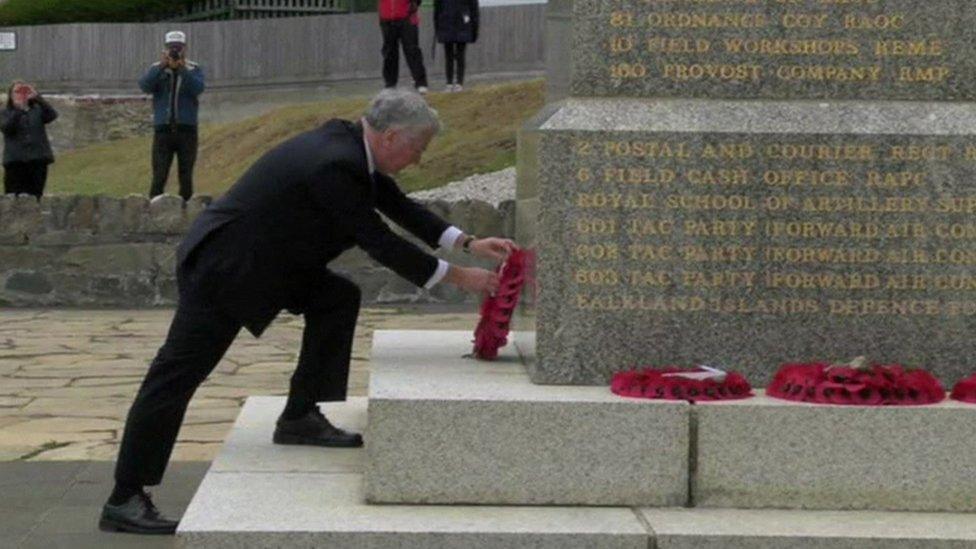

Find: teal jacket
[138,61,205,127]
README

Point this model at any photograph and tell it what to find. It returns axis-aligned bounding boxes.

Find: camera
[168,47,182,61]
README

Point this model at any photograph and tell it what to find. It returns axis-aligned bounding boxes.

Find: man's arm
[138,63,165,94]
[312,166,497,291]
[373,170,518,263]
[373,171,452,248]
[182,63,206,97]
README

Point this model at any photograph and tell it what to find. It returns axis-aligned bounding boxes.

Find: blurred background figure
[379,0,429,94]
[1,81,58,198]
[140,30,205,201]
[435,0,479,92]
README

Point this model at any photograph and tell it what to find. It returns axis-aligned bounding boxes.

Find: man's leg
[275,272,362,447]
[444,42,456,85]
[455,42,467,86]
[401,21,428,88]
[380,20,401,88]
[175,129,198,201]
[150,131,176,198]
[114,299,241,488]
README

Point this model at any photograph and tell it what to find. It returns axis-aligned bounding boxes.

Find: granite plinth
[364,330,689,506]
[177,396,649,549]
[694,392,976,512]
[520,98,976,385]
[551,0,976,101]
[641,508,976,549]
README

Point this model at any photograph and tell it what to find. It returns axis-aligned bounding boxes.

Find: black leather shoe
[273,408,363,447]
[99,491,178,535]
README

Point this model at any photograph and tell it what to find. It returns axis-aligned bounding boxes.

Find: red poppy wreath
[611,365,753,402]
[767,357,945,406]
[472,249,530,360]
[950,373,976,404]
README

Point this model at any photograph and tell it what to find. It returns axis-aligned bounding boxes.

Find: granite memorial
[517,0,976,385]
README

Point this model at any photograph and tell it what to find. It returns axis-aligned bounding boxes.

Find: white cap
[164,31,186,45]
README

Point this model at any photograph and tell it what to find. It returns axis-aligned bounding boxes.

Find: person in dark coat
[99,89,515,535]
[1,81,58,198]
[434,0,479,91]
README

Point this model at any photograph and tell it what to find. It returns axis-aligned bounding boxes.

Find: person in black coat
[1,81,58,198]
[434,0,479,91]
[99,89,516,535]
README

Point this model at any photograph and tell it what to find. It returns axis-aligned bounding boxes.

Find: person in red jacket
[378,0,429,93]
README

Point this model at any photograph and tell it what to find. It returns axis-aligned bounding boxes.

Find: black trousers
[3,161,48,198]
[114,270,361,487]
[444,42,467,85]
[380,19,428,88]
[150,127,198,201]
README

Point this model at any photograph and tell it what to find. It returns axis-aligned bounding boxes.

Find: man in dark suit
[99,89,515,535]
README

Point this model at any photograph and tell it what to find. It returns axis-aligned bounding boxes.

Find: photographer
[1,81,58,198]
[139,31,205,201]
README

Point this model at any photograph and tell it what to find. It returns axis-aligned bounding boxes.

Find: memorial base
[177,395,976,548]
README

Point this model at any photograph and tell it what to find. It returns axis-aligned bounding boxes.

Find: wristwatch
[461,235,476,254]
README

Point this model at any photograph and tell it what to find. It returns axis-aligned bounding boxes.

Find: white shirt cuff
[438,226,464,250]
[424,259,451,289]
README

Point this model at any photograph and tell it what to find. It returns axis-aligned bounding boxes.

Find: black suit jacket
[177,119,449,336]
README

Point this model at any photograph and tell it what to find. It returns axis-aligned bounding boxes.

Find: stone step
[643,508,976,549]
[177,394,976,547]
[176,396,648,548]
[364,330,690,506]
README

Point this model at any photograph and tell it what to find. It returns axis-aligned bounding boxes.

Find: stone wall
[0,193,515,307]
[0,95,153,157]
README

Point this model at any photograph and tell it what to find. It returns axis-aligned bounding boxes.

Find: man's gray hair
[364,89,441,136]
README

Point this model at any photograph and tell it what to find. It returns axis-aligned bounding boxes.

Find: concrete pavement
[0,307,479,462]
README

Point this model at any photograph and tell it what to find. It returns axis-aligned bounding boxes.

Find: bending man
[100,89,514,535]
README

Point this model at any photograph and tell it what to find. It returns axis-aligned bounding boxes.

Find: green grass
[47,79,546,197]
[0,0,193,25]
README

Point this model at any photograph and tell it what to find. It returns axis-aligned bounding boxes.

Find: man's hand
[445,265,499,295]
[467,237,517,263]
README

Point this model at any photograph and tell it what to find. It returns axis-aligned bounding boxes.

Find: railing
[166,0,349,21]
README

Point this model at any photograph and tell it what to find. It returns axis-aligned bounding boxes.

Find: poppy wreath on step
[472,249,529,360]
[951,374,976,404]
[767,359,945,406]
[611,366,753,402]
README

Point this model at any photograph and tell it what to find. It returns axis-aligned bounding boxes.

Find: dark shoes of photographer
[99,491,178,535]
[273,408,363,447]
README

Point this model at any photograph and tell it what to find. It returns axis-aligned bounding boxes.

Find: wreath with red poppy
[472,249,529,360]
[611,366,753,402]
[951,374,976,404]
[767,359,945,406]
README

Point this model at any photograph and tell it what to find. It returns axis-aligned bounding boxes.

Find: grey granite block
[521,99,976,385]
[641,508,976,549]
[556,0,976,101]
[177,395,648,549]
[365,330,689,506]
[694,392,976,512]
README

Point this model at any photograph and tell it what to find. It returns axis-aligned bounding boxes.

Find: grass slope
[48,80,545,197]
